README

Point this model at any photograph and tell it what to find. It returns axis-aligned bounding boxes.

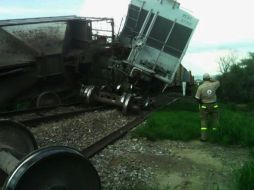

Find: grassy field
[132,97,254,146]
[235,160,254,190]
[132,97,200,141]
[125,187,171,190]
[132,96,254,189]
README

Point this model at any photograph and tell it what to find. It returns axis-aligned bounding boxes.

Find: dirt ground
[125,139,250,190]
[92,134,251,190]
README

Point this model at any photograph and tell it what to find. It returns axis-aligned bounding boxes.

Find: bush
[236,161,254,190]
[218,52,254,103]
[216,109,254,146]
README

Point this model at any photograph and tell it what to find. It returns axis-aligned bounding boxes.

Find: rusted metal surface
[2,23,67,56]
[0,28,36,66]
[0,16,114,65]
[0,16,115,109]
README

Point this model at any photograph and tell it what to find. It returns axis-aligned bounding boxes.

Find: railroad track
[0,94,180,190]
[0,102,82,117]
[18,106,106,127]
[82,97,180,158]
[0,104,107,127]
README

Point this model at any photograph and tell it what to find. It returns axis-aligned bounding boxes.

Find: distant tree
[218,52,254,103]
[217,52,238,74]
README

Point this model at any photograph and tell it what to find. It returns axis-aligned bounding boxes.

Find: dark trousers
[199,103,219,141]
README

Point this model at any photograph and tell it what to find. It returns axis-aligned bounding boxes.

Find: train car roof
[0,16,114,27]
[0,15,82,27]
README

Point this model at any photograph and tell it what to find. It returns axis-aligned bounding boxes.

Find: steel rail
[18,106,106,127]
[82,97,180,158]
[0,102,82,118]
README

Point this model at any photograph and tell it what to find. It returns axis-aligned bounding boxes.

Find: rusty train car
[0,0,198,111]
[171,64,194,92]
[0,16,115,109]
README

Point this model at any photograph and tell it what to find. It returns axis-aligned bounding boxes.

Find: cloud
[0,7,58,19]
[79,0,130,30]
[184,40,254,75]
[0,4,81,19]
[182,49,249,75]
[0,7,42,14]
[0,1,80,21]
[178,0,254,75]
[180,0,254,45]
[188,41,254,53]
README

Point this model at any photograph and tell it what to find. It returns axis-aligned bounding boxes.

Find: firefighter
[195,73,220,141]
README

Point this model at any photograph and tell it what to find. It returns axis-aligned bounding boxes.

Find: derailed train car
[0,0,198,112]
[119,0,197,86]
[171,64,194,92]
[0,16,115,109]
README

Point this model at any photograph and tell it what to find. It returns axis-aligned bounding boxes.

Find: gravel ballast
[31,109,135,149]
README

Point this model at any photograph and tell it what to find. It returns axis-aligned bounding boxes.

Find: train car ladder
[128,1,145,30]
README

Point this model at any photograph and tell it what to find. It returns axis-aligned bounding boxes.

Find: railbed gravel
[31,109,135,149]
[91,135,173,190]
[30,109,163,189]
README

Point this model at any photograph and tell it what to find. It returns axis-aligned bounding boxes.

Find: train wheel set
[0,120,100,190]
[80,85,147,115]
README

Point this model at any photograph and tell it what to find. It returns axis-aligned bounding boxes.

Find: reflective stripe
[201,127,207,131]
[201,105,207,109]
[214,105,219,108]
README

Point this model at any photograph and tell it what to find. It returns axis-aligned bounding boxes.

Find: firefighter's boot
[210,127,218,142]
[200,128,208,142]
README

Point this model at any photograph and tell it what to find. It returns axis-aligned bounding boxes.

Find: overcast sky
[1,0,253,75]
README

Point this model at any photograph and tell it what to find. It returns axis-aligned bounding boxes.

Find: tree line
[217,52,254,103]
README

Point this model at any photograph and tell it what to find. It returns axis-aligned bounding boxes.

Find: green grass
[123,186,171,190]
[234,148,254,190]
[132,97,254,190]
[132,97,254,146]
[132,97,254,189]
[235,161,254,190]
[132,97,199,141]
[218,109,254,146]
[132,111,200,141]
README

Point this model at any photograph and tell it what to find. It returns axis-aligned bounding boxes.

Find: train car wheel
[0,120,37,186]
[36,91,61,108]
[3,146,101,190]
